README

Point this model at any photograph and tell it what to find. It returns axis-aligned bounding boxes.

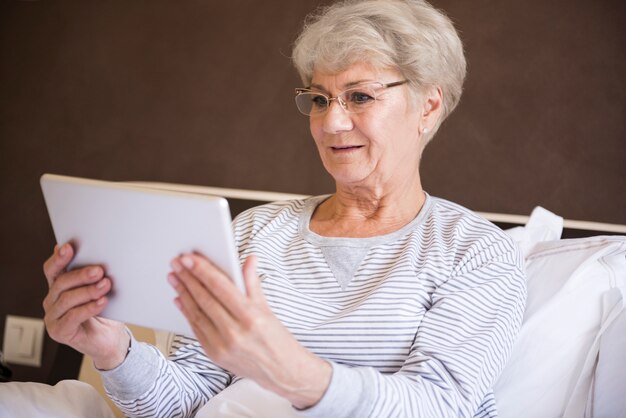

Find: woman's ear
[420,85,443,132]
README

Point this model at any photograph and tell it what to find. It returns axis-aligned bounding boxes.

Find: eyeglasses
[294,80,408,116]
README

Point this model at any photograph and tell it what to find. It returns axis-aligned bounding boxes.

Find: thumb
[242,255,264,300]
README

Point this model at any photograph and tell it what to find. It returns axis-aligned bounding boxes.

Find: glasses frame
[294,80,409,116]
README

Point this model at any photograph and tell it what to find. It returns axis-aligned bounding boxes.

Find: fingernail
[59,244,66,257]
[181,256,194,269]
[171,260,182,273]
[96,297,106,306]
[96,278,107,289]
[88,267,100,279]
[167,273,179,288]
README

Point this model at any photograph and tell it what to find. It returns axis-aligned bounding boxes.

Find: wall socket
[2,315,45,367]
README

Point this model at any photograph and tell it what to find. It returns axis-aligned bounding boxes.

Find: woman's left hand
[169,253,332,409]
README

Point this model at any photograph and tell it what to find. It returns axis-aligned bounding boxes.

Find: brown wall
[1,0,624,383]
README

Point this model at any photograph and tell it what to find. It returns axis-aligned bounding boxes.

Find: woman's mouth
[331,145,363,152]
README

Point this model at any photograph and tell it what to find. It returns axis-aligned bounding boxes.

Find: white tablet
[40,173,245,336]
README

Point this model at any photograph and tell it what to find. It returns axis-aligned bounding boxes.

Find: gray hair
[292,0,466,144]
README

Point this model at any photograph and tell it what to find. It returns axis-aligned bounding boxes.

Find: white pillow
[505,206,563,256]
[587,305,626,417]
[0,380,115,418]
[493,236,626,418]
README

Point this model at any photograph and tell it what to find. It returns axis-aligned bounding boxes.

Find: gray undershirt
[298,195,426,290]
[320,246,370,290]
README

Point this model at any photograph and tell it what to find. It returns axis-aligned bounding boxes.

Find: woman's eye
[348,91,374,105]
[311,95,329,108]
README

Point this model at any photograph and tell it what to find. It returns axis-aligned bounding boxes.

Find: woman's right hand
[43,243,130,370]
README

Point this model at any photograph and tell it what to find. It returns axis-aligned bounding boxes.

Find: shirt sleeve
[100,334,232,418]
[300,245,527,418]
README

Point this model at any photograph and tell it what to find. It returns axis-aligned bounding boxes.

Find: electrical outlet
[2,316,45,367]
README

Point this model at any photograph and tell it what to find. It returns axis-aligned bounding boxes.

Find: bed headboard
[129,182,626,239]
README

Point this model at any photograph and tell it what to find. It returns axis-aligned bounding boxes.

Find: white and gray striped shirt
[102,194,526,418]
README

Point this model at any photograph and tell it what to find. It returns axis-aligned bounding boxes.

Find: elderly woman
[42,0,526,417]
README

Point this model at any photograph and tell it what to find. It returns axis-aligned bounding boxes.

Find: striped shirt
[102,194,527,418]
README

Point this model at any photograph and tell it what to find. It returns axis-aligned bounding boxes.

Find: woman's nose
[322,101,353,134]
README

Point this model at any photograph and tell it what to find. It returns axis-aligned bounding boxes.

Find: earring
[421,127,430,134]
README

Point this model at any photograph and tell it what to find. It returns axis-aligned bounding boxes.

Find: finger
[45,276,111,322]
[173,254,248,319]
[169,264,239,333]
[48,297,108,343]
[242,255,265,303]
[173,288,239,365]
[170,273,220,340]
[175,296,223,361]
[45,265,105,307]
[43,243,75,286]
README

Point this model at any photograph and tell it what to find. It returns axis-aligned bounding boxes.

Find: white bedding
[493,235,625,417]
[0,380,114,418]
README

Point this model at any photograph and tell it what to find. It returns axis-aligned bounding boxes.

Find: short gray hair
[292,0,466,143]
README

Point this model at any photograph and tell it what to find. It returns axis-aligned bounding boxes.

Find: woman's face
[308,63,424,189]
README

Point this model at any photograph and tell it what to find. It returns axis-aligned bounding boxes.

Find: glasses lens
[295,92,328,116]
[341,86,377,113]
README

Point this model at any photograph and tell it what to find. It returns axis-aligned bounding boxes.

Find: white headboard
[127,182,626,237]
